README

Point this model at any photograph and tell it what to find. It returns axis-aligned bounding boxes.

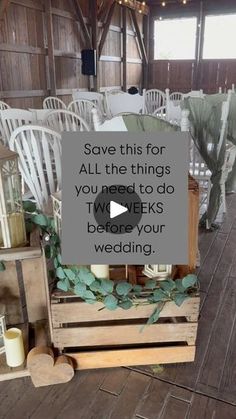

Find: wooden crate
[50,291,200,370]
[0,230,48,325]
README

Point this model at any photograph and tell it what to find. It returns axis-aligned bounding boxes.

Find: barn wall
[0,0,144,108]
[149,0,236,93]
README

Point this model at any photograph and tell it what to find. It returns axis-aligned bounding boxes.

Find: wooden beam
[0,0,10,20]
[45,0,56,96]
[130,9,148,65]
[90,0,99,91]
[74,0,92,49]
[194,0,204,89]
[143,13,149,89]
[122,6,127,91]
[98,1,116,58]
[98,0,114,22]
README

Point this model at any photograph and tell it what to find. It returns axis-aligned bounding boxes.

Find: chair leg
[221,183,227,213]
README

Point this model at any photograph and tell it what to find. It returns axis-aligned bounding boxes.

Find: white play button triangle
[110,201,128,219]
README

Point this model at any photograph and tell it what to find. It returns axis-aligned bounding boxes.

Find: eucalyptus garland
[1,201,198,326]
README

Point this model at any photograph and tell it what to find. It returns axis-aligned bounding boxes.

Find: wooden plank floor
[1,194,236,418]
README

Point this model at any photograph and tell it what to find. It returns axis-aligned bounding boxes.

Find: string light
[183,0,187,4]
[162,1,166,6]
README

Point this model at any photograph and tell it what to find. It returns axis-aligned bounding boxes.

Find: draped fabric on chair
[122,114,180,133]
[182,97,228,228]
[204,93,236,193]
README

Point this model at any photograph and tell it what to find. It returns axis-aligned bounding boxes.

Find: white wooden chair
[169,91,184,104]
[0,109,35,146]
[68,99,100,130]
[143,89,166,114]
[43,97,66,110]
[189,91,232,220]
[105,92,144,117]
[72,90,104,113]
[0,101,10,110]
[28,109,52,123]
[9,125,62,213]
[44,109,90,132]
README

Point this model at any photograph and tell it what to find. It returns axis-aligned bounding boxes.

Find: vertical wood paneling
[0,0,144,106]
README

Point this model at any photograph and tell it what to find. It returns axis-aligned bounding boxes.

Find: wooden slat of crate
[53,322,198,348]
[66,346,196,370]
[51,297,200,326]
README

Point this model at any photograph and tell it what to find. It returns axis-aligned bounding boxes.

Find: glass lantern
[143,264,172,280]
[52,191,62,238]
[0,314,6,355]
[0,145,26,249]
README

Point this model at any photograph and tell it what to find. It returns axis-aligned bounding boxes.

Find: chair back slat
[9,125,62,213]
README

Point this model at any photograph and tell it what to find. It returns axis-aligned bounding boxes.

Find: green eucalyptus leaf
[119,300,133,310]
[56,266,66,280]
[57,254,62,265]
[174,293,188,307]
[175,278,186,293]
[182,274,197,289]
[79,270,95,286]
[152,289,168,302]
[116,282,132,296]
[23,201,36,213]
[0,261,6,272]
[74,283,86,297]
[64,269,76,281]
[101,279,114,294]
[145,279,157,290]
[133,285,142,295]
[104,295,118,311]
[84,290,96,300]
[32,214,49,227]
[160,279,176,293]
[146,305,162,326]
[54,257,59,269]
[57,280,69,292]
[90,280,102,292]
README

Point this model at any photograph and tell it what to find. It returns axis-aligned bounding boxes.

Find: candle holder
[0,315,6,355]
[143,264,172,280]
[0,145,26,249]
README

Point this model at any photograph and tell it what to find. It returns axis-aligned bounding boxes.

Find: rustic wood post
[45,0,56,96]
[194,0,204,90]
[143,13,150,90]
[74,0,92,49]
[0,0,11,20]
[122,6,127,91]
[90,0,99,91]
[98,1,116,58]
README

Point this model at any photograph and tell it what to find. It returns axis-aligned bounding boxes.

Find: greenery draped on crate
[0,201,197,327]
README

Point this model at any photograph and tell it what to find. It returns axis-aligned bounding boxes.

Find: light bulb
[159,16,162,20]
[183,0,187,4]
[162,1,166,6]
[138,9,142,13]
[142,1,146,5]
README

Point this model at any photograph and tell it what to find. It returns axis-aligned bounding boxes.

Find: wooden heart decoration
[27,346,74,387]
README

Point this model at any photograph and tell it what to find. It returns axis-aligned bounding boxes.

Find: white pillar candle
[91,265,109,279]
[3,328,25,367]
